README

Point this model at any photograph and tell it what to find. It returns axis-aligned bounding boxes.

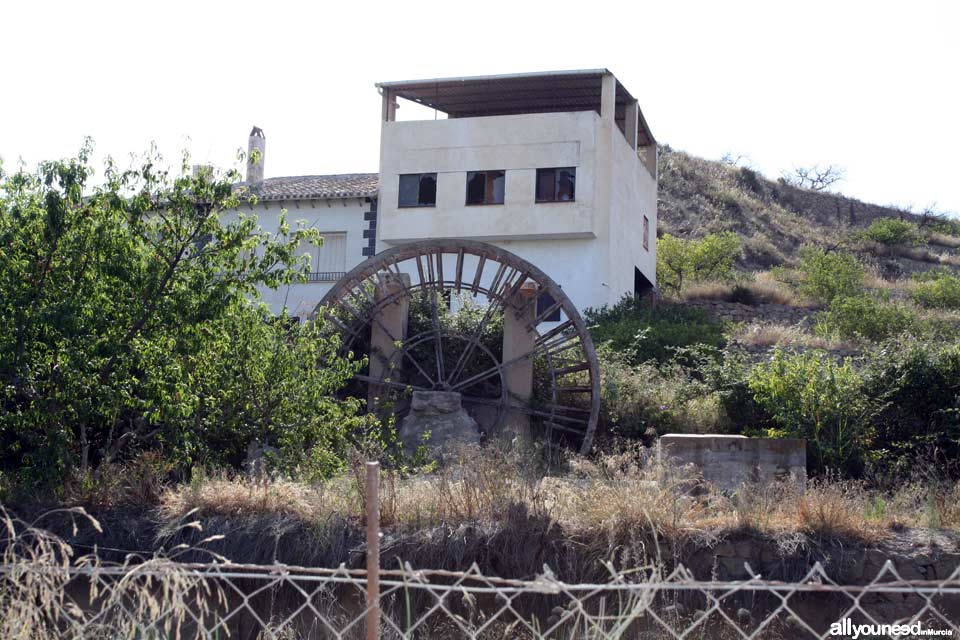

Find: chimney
[246,126,266,183]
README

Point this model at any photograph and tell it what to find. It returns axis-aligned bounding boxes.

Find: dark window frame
[536,291,562,322]
[643,215,650,251]
[465,170,506,206]
[535,167,576,203]
[398,173,437,208]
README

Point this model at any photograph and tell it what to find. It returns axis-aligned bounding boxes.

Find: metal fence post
[365,461,380,640]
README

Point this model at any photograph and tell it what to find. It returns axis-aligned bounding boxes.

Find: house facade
[238,69,657,318]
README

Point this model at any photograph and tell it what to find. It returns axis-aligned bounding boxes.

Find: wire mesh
[2,558,958,639]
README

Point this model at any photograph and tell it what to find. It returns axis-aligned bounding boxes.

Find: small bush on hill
[748,349,869,476]
[815,295,920,342]
[795,247,865,303]
[585,297,725,365]
[860,218,923,246]
[912,271,960,309]
[656,232,741,295]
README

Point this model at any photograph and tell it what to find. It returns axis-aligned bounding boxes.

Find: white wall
[220,197,371,318]
[378,111,599,243]
[376,106,657,314]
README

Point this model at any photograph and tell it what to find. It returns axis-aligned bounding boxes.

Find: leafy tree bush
[860,339,960,477]
[795,247,864,303]
[748,350,870,475]
[0,144,368,488]
[815,295,920,342]
[585,297,725,365]
[860,218,923,246]
[913,272,960,310]
[656,232,741,295]
[597,346,730,440]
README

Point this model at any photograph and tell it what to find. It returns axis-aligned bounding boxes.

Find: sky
[2,0,958,215]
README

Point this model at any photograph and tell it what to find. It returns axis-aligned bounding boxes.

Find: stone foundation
[658,434,806,492]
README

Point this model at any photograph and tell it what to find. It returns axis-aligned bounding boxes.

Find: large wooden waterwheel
[313,239,600,453]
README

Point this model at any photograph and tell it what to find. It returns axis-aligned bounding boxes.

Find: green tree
[0,143,367,487]
[656,232,741,295]
[796,247,864,303]
[748,349,869,475]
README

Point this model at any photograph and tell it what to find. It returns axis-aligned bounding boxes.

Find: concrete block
[658,434,806,492]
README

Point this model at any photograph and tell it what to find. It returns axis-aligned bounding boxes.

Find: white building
[238,69,657,318]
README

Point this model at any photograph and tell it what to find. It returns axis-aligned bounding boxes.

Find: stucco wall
[378,111,599,243]
[377,108,657,314]
[603,117,657,307]
[220,197,370,317]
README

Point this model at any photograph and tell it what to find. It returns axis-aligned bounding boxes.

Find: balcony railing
[306,271,346,283]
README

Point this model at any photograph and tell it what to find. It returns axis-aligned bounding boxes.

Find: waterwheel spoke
[355,374,430,394]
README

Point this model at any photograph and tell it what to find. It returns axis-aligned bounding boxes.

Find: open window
[398,173,437,207]
[536,291,562,322]
[466,170,505,205]
[536,167,576,203]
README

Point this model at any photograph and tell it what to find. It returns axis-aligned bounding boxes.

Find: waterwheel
[313,239,600,454]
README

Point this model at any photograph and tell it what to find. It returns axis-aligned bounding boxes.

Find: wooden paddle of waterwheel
[313,239,600,454]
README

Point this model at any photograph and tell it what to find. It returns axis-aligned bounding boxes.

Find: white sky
[2,0,958,215]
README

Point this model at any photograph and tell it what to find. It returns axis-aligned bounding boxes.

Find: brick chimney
[246,126,266,183]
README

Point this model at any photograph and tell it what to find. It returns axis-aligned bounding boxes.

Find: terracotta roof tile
[248,173,379,201]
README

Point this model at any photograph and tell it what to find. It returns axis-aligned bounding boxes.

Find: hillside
[657,147,960,277]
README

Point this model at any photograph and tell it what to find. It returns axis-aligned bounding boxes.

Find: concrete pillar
[600,73,617,123]
[501,280,538,443]
[624,100,639,151]
[368,272,410,409]
[381,88,397,122]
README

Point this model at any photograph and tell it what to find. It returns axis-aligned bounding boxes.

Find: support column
[501,281,538,444]
[381,88,397,122]
[600,73,617,124]
[368,272,409,410]
[625,99,639,151]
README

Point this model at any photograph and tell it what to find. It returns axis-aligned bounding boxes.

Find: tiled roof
[249,173,379,201]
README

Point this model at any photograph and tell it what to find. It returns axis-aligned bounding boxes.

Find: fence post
[365,461,380,640]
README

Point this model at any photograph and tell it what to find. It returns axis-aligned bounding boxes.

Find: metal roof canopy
[376,69,655,146]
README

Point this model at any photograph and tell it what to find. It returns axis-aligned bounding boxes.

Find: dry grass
[928,232,960,249]
[679,274,809,307]
[158,447,959,549]
[728,322,853,351]
[863,270,919,294]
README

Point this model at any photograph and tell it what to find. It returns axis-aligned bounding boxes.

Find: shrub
[815,295,920,342]
[795,247,865,303]
[656,232,741,295]
[913,272,960,310]
[860,218,922,246]
[585,297,725,365]
[748,349,869,476]
[597,347,729,439]
[861,339,960,478]
[0,145,367,488]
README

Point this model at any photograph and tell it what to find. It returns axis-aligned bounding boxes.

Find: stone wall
[683,299,816,326]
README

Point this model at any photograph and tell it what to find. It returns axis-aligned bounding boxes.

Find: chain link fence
[2,557,959,638]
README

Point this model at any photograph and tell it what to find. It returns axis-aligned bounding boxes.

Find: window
[536,167,576,202]
[466,170,505,205]
[301,232,347,282]
[536,291,562,322]
[643,215,650,251]
[398,173,437,207]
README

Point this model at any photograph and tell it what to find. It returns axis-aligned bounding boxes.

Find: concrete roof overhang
[376,69,655,146]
